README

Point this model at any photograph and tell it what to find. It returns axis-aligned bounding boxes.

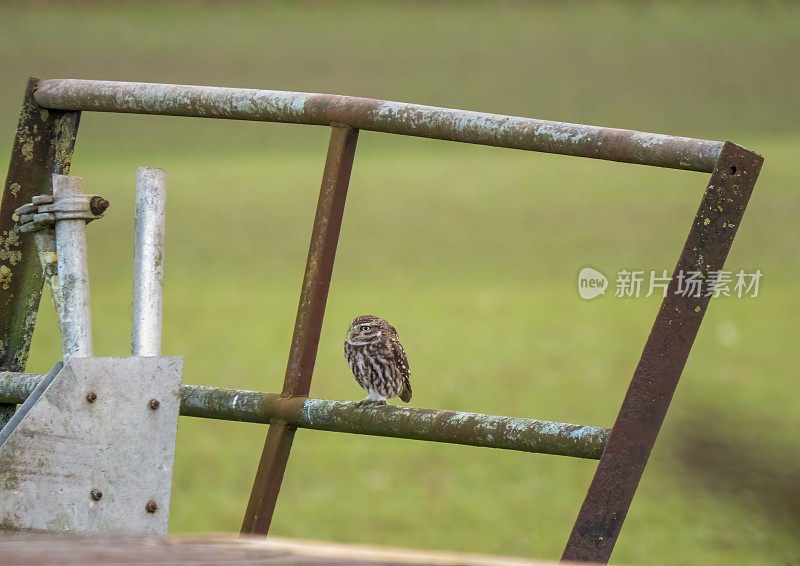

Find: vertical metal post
[242,125,359,535]
[53,174,93,360]
[0,78,80,425]
[132,167,166,357]
[561,142,763,563]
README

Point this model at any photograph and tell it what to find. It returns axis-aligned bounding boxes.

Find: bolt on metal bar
[242,125,359,536]
[0,371,609,459]
[33,79,724,172]
[132,167,166,357]
[561,142,764,564]
[52,174,92,360]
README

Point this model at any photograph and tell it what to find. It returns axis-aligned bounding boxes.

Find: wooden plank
[0,534,559,565]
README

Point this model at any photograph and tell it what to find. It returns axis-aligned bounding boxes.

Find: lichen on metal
[0,78,80,373]
[0,372,608,460]
[33,79,725,172]
[0,228,22,266]
[169,384,610,459]
[0,371,44,401]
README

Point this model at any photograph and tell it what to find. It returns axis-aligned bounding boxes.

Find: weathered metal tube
[33,79,724,172]
[132,167,166,357]
[0,372,609,459]
[0,371,47,401]
[52,174,92,360]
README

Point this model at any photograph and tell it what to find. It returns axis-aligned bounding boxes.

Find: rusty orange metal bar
[240,124,359,535]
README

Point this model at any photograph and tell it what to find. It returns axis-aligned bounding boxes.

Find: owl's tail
[399,384,412,403]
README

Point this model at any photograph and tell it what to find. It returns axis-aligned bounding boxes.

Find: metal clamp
[11,175,109,361]
[14,193,109,233]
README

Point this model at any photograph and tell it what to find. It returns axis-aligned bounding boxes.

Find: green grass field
[2,2,799,564]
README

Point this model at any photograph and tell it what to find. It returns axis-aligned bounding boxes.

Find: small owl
[344,315,412,405]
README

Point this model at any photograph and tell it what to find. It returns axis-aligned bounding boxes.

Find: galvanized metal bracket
[0,356,182,535]
[14,193,108,233]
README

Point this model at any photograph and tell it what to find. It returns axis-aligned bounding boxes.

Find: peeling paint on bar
[33,79,724,172]
[0,373,608,460]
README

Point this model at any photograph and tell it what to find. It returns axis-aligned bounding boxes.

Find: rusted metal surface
[0,372,608,459]
[33,79,723,172]
[0,78,80,428]
[242,125,359,535]
[561,142,763,563]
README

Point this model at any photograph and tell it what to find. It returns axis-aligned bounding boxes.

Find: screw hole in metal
[90,489,102,501]
[145,500,158,513]
[148,399,160,410]
[85,392,97,403]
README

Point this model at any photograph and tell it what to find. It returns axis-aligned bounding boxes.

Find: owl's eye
[362,325,370,332]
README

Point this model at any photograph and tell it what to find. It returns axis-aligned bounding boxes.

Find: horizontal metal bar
[33,79,723,172]
[0,371,608,459]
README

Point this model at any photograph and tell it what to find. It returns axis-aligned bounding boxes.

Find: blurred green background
[1,2,799,564]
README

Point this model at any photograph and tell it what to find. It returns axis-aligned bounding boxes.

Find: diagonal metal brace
[561,142,764,563]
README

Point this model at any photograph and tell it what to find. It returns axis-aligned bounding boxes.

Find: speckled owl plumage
[344,315,412,405]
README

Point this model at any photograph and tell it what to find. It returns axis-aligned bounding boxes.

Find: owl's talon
[354,398,387,407]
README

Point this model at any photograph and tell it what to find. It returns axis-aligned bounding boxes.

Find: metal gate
[0,78,763,563]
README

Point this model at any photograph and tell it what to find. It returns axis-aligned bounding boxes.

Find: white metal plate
[0,356,182,534]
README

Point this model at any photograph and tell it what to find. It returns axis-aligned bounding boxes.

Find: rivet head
[90,489,103,501]
[148,399,160,410]
[145,500,158,513]
[86,392,97,403]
